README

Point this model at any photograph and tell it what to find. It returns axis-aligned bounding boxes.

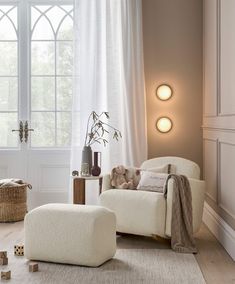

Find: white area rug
[1,243,205,284]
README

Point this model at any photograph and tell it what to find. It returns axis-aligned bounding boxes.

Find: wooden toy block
[14,245,24,256]
[1,270,11,280]
[0,257,8,265]
[29,262,38,272]
[0,251,7,259]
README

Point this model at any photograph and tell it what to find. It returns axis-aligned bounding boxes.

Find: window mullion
[18,0,29,128]
[55,36,57,147]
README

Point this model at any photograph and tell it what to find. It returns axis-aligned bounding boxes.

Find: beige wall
[142,0,203,171]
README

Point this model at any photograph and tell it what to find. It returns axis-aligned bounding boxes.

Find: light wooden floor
[194,224,235,284]
[0,221,234,284]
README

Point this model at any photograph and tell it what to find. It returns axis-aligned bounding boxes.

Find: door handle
[24,121,34,143]
[12,121,24,143]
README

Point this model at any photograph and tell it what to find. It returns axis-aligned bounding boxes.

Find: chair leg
[116,231,129,236]
[151,234,171,243]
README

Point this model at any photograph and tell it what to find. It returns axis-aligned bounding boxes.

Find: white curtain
[70,0,147,183]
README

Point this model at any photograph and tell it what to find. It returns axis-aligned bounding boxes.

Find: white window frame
[0,0,74,150]
[0,3,19,149]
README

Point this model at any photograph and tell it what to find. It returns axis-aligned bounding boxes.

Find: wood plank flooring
[195,224,235,284]
[0,221,234,283]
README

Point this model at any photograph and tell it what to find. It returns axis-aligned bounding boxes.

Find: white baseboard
[203,202,235,261]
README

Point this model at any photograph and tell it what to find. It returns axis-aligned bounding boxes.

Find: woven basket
[0,184,31,222]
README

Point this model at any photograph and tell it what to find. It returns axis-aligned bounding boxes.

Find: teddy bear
[125,167,141,188]
[110,165,134,189]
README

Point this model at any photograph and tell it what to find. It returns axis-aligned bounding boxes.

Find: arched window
[30,5,74,147]
[0,6,18,147]
[0,1,74,148]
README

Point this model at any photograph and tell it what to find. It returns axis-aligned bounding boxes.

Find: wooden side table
[73,176,103,205]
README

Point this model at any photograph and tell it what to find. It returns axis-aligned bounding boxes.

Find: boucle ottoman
[24,204,116,267]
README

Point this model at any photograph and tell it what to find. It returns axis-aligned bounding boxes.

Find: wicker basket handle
[25,184,32,189]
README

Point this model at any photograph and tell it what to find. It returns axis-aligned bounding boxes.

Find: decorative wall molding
[203,138,218,203]
[216,0,220,116]
[202,126,235,133]
[39,164,70,191]
[203,0,235,118]
[203,0,235,256]
[218,0,235,116]
[203,202,235,261]
[203,115,235,131]
[203,0,218,118]
[0,166,8,178]
[218,141,235,220]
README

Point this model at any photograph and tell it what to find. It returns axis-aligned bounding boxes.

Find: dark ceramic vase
[91,152,101,176]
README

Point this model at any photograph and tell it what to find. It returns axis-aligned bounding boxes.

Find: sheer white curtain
[70,0,147,184]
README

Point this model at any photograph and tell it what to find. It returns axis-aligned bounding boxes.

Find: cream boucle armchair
[99,157,205,238]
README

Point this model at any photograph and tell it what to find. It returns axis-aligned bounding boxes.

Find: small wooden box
[0,251,7,258]
[1,270,11,280]
[29,262,38,272]
[0,257,8,265]
[14,245,24,256]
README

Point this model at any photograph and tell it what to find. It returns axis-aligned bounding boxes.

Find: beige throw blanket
[164,174,197,253]
[0,179,26,188]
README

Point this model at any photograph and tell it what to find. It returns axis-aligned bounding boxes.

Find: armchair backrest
[141,156,200,179]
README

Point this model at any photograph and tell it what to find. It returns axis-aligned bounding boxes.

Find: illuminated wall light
[156,117,173,133]
[156,84,173,101]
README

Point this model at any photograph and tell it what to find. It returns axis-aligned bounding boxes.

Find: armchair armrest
[165,177,205,237]
[102,174,112,192]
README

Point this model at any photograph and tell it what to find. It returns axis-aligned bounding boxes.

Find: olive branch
[84,111,122,147]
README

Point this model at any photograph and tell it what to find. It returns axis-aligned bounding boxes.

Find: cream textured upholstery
[141,157,200,179]
[100,157,205,238]
[25,204,116,267]
[100,189,166,237]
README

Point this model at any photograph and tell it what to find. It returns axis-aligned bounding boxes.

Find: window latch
[24,121,34,143]
[12,121,24,143]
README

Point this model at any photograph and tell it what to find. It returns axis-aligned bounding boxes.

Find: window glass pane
[31,112,55,147]
[7,7,17,30]
[0,113,18,147]
[31,7,41,29]
[57,77,72,111]
[32,15,54,40]
[34,6,52,13]
[0,42,17,76]
[30,4,73,148]
[46,6,65,33]
[60,6,73,13]
[57,112,71,147]
[57,41,73,75]
[0,5,18,149]
[0,15,17,40]
[31,42,55,75]
[57,16,73,40]
[0,77,17,111]
[0,6,13,14]
[31,77,55,111]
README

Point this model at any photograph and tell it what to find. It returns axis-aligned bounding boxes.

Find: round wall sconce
[156,84,173,101]
[156,117,173,133]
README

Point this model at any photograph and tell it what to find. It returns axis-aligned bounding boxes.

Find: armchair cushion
[99,189,166,237]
